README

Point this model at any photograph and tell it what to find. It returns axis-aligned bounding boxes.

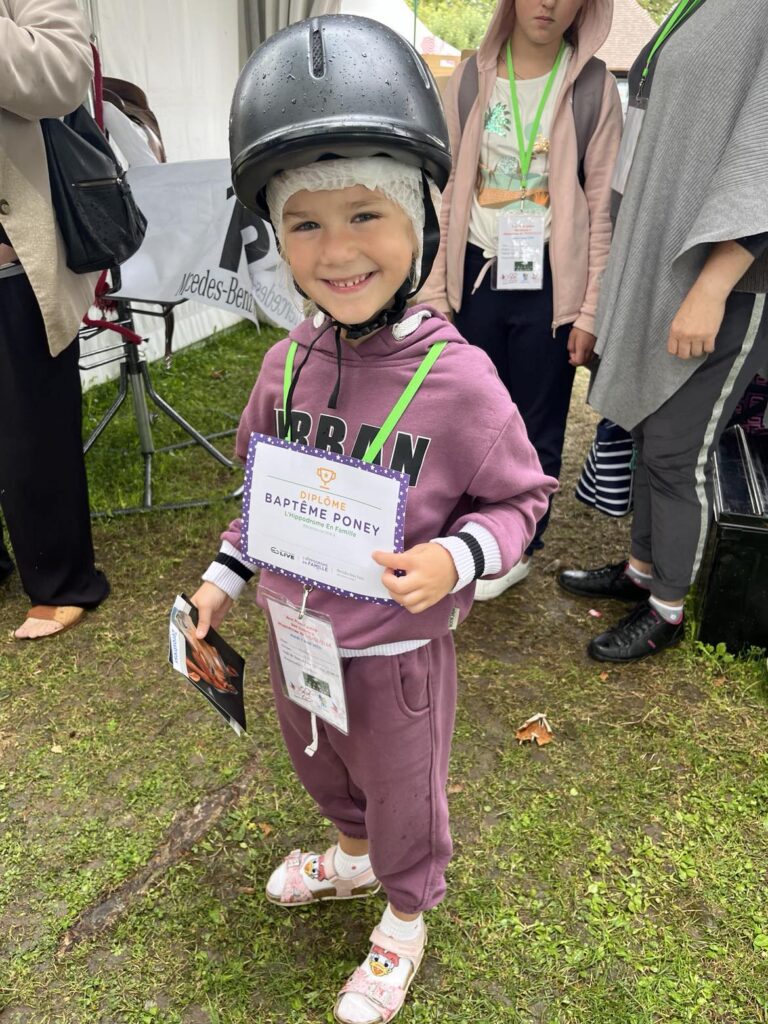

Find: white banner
[112,159,303,332]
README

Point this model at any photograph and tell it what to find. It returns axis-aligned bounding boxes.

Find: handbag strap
[91,43,105,132]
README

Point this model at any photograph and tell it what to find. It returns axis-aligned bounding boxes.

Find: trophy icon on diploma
[316,466,337,490]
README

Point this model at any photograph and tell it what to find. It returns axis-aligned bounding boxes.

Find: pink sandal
[266,847,381,907]
[333,923,427,1023]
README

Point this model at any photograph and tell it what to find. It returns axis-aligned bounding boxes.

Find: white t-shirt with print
[467,46,573,255]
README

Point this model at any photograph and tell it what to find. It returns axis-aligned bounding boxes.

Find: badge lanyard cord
[281,339,447,754]
[282,340,447,461]
[637,0,705,98]
[505,39,565,207]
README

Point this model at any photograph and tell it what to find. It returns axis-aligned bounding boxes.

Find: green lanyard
[505,39,565,197]
[639,0,705,94]
[282,340,447,463]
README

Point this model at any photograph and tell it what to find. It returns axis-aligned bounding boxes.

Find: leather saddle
[103,76,166,163]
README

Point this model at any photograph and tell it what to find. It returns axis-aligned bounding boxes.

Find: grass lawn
[1,321,767,1024]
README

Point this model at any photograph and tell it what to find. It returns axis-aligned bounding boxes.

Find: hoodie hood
[477,0,613,78]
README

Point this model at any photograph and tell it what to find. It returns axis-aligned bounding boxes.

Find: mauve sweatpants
[268,633,457,915]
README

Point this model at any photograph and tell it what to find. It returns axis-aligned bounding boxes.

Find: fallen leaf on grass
[257,822,273,836]
[515,713,553,746]
[713,676,726,688]
[210,369,225,379]
[599,671,609,681]
[50,743,63,754]
[447,784,464,795]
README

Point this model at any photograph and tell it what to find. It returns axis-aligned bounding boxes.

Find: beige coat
[0,0,97,356]
[420,0,622,335]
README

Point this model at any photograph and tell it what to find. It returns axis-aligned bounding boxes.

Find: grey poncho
[589,0,768,430]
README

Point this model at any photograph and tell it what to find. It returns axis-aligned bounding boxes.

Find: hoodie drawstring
[327,324,343,409]
[282,324,327,440]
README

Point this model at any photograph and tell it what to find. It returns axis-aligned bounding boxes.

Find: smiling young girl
[186,16,555,1023]
[422,0,622,597]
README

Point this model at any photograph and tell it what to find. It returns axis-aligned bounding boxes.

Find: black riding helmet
[229,14,451,299]
[230,15,452,420]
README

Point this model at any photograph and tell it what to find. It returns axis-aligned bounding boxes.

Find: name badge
[243,433,408,603]
[265,589,348,735]
[495,210,545,291]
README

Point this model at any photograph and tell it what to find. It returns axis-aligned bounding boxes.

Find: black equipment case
[696,425,768,652]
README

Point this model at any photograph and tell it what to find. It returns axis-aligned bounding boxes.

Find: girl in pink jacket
[422,0,622,598]
[187,15,555,1024]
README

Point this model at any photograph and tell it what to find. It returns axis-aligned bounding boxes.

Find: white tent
[77,0,454,386]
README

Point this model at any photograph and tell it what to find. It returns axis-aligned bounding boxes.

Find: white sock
[649,596,684,624]
[334,845,371,879]
[626,563,653,587]
[380,904,424,942]
[336,906,425,1024]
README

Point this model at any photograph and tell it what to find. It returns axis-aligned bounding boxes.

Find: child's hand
[567,327,596,367]
[190,582,234,639]
[372,543,458,614]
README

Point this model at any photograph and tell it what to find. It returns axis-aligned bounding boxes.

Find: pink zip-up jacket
[420,0,622,336]
[219,308,557,651]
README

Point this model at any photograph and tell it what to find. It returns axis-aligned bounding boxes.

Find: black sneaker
[587,601,684,662]
[558,561,648,603]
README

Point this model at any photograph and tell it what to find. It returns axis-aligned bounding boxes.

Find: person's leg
[457,248,574,555]
[0,274,109,631]
[0,516,14,584]
[588,292,768,661]
[331,637,457,915]
[267,639,369,842]
[264,638,384,906]
[641,293,768,602]
[498,257,574,554]
[333,636,456,1024]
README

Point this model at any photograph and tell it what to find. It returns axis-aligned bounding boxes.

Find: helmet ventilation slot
[311,26,325,78]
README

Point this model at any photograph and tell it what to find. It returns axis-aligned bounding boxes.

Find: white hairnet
[266,156,442,283]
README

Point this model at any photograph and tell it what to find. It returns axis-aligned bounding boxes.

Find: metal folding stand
[81,300,240,516]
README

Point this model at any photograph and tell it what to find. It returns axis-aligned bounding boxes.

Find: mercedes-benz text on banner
[111,159,302,331]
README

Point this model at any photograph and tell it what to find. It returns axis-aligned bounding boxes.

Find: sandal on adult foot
[265,847,381,907]
[14,605,85,640]
[334,923,427,1023]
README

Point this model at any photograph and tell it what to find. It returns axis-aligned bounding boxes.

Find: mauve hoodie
[420,0,622,335]
[221,306,557,651]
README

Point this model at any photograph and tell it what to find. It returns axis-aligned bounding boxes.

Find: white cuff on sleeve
[432,523,502,594]
[201,540,255,601]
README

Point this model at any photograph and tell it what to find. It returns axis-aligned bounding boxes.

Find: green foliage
[637,0,678,23]
[407,0,680,52]
[406,0,494,52]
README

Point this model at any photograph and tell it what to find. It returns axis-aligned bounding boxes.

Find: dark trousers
[0,517,13,581]
[455,243,574,554]
[630,292,768,601]
[0,272,109,607]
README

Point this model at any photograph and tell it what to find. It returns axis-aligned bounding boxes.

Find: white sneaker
[473,558,531,601]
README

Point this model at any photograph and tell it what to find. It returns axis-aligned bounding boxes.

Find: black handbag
[41,105,147,274]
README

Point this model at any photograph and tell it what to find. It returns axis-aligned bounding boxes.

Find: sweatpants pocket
[391,645,431,716]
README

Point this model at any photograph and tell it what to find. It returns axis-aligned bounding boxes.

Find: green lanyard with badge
[251,338,447,751]
[494,40,565,291]
[613,0,706,197]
